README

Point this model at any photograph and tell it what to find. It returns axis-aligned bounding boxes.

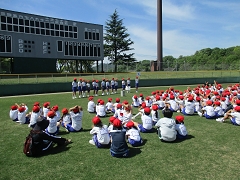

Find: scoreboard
[0,8,103,60]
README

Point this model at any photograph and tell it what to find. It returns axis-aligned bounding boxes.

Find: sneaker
[89,139,95,145]
[64,139,72,146]
[136,91,138,93]
[216,118,224,123]
[177,110,180,113]
[65,128,69,132]
[197,111,202,117]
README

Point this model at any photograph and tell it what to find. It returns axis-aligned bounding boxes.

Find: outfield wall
[0,77,239,96]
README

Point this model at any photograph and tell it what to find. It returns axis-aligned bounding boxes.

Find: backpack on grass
[23,130,42,157]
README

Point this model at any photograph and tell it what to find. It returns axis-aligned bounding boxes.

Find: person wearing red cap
[52,105,61,122]
[72,78,78,99]
[216,106,240,125]
[29,105,41,128]
[108,116,116,133]
[144,96,153,107]
[87,96,96,113]
[165,95,179,112]
[96,100,107,117]
[17,103,30,124]
[125,121,143,147]
[45,110,61,135]
[42,102,50,119]
[180,96,195,115]
[135,76,139,93]
[113,103,123,119]
[175,115,188,139]
[77,78,83,98]
[155,108,176,142]
[198,100,216,119]
[113,98,121,112]
[121,105,133,126]
[151,104,160,125]
[194,96,202,113]
[66,105,83,132]
[213,101,224,118]
[61,108,72,132]
[138,93,144,106]
[92,79,97,96]
[89,117,110,148]
[110,119,129,158]
[106,98,114,113]
[154,95,165,110]
[86,80,91,97]
[134,107,153,133]
[81,79,87,98]
[9,104,18,121]
[132,95,140,108]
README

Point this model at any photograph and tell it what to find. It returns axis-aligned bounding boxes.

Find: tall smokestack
[157,0,163,71]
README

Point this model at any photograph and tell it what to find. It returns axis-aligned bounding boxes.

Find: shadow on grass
[42,145,72,157]
[160,134,195,144]
[128,147,142,158]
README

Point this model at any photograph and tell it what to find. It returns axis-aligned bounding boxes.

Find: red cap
[97,99,102,103]
[146,96,150,100]
[175,115,184,122]
[113,119,122,127]
[108,98,112,102]
[142,102,146,108]
[116,98,120,103]
[156,96,160,100]
[152,104,158,111]
[88,96,94,101]
[139,93,143,97]
[62,108,68,114]
[127,77,130,80]
[136,76,138,79]
[11,105,18,110]
[109,116,116,123]
[188,96,193,101]
[213,91,219,95]
[179,95,184,100]
[125,106,131,111]
[100,100,104,105]
[47,111,56,118]
[144,107,151,114]
[123,100,129,105]
[96,80,99,82]
[32,106,40,112]
[133,95,137,99]
[112,78,114,80]
[126,121,134,128]
[170,95,175,100]
[92,116,101,125]
[221,97,226,101]
[117,103,122,109]
[214,101,220,106]
[196,96,201,101]
[74,78,77,81]
[122,78,124,80]
[34,102,40,106]
[236,100,240,105]
[52,105,58,111]
[235,106,240,112]
[18,106,26,112]
[43,102,50,108]
[206,100,212,106]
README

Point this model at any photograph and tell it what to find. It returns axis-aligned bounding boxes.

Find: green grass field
[1,84,240,180]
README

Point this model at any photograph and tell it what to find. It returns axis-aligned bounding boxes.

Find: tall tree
[104,10,135,72]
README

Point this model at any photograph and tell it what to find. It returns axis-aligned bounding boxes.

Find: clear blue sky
[1,0,240,62]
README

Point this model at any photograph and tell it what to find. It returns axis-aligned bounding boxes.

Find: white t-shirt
[151,110,160,123]
[194,102,201,112]
[72,81,77,87]
[141,114,153,130]
[70,111,83,131]
[155,117,176,142]
[43,107,50,118]
[90,125,110,144]
[47,116,58,134]
[18,106,28,124]
[184,101,195,114]
[202,106,215,116]
[122,112,132,124]
[29,111,41,126]
[132,97,140,107]
[166,100,179,111]
[62,114,71,125]
[230,112,240,125]
[220,101,227,110]
[9,109,18,120]
[55,110,61,121]
[214,106,224,116]
[126,128,141,141]
[87,101,96,112]
[97,105,106,117]
[106,102,113,110]
[175,123,188,136]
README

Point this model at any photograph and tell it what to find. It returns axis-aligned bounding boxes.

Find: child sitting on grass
[110,119,129,158]
[175,115,188,139]
[89,117,110,148]
[155,108,176,142]
[126,121,143,147]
